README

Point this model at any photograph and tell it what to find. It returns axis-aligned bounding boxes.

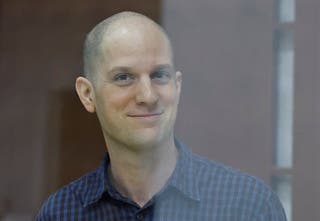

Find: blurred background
[0,0,319,220]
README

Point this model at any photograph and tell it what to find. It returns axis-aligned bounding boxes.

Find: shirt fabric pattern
[36,140,287,221]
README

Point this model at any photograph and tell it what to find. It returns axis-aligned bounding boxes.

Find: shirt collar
[75,138,200,207]
[167,138,200,202]
[72,155,108,208]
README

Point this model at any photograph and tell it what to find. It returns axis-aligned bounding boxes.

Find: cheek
[101,88,134,112]
[160,87,179,105]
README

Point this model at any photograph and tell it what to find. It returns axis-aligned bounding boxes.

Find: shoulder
[35,167,102,220]
[191,152,267,186]
[190,154,287,220]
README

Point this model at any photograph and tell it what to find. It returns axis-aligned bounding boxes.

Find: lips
[127,112,163,118]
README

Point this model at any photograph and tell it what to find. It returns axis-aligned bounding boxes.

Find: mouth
[127,112,163,118]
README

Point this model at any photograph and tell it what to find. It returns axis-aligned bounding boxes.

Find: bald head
[83,11,172,83]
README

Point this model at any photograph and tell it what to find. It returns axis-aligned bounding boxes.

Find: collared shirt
[35,140,287,221]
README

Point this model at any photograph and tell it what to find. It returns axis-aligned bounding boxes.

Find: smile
[127,112,163,118]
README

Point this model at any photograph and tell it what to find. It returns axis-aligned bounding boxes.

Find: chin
[125,129,169,149]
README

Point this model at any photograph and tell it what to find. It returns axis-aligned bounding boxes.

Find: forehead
[99,23,172,71]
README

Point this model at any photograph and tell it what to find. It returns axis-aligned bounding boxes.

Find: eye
[113,73,135,86]
[150,70,172,84]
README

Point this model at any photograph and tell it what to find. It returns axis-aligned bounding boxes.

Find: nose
[135,76,159,105]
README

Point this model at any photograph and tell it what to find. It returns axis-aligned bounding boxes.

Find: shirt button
[136,213,144,220]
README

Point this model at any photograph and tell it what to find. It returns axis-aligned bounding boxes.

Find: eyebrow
[108,66,131,75]
[108,64,174,75]
[153,64,174,71]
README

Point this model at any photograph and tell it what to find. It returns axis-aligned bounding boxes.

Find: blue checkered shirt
[36,140,287,221]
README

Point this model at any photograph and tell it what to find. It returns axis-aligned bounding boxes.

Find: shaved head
[83,11,173,83]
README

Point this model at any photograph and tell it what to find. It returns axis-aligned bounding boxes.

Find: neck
[106,137,178,207]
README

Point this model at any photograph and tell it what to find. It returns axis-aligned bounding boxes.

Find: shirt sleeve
[34,208,47,221]
[259,191,287,221]
[34,200,52,221]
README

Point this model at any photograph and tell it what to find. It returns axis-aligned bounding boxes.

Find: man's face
[92,26,181,149]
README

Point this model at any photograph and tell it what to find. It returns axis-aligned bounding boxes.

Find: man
[36,11,287,221]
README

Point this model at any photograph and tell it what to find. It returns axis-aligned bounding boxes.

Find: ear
[75,76,96,113]
[175,71,182,94]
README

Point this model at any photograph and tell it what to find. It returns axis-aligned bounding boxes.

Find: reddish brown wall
[0,0,160,217]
